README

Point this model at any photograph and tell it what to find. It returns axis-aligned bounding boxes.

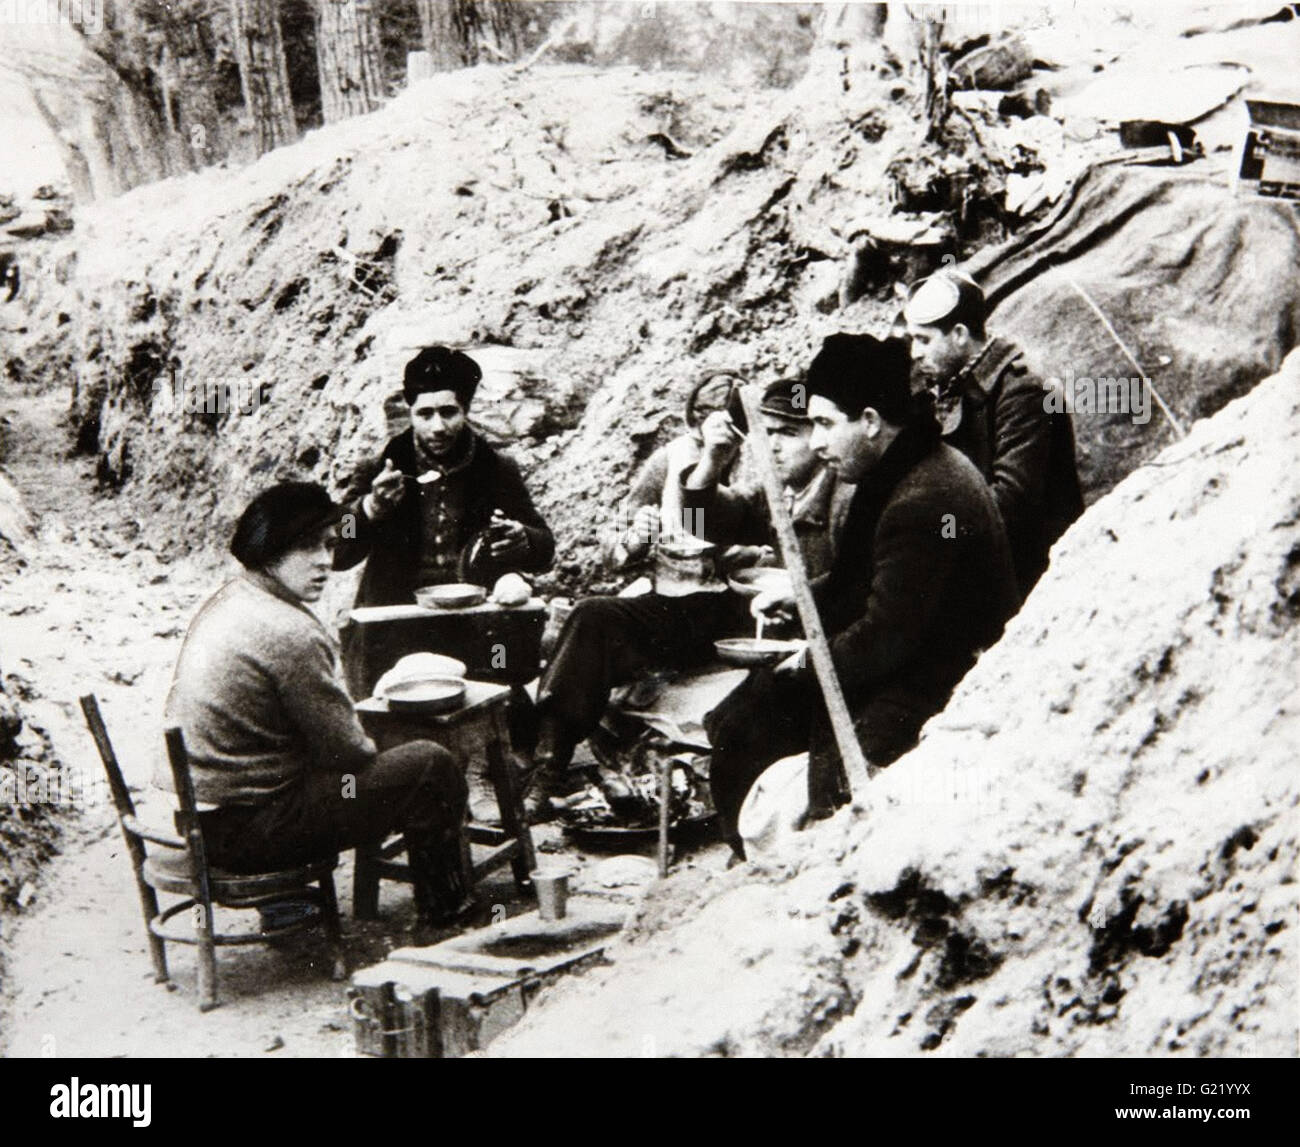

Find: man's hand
[721,544,776,575]
[623,504,662,558]
[487,508,529,560]
[773,644,807,677]
[684,411,742,490]
[363,458,405,521]
[751,586,795,625]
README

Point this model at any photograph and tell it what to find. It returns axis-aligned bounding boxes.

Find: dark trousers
[536,591,750,745]
[198,741,469,922]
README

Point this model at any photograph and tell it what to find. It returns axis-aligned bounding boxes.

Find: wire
[1066,277,1188,440]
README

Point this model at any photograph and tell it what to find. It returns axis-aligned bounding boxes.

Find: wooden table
[347,599,547,691]
[353,681,537,917]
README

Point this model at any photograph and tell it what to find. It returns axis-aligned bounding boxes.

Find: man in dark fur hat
[333,346,555,698]
[528,379,849,819]
[702,335,1020,859]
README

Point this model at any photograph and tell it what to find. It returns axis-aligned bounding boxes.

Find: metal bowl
[380,676,467,714]
[713,637,803,668]
[726,567,793,598]
[414,583,488,610]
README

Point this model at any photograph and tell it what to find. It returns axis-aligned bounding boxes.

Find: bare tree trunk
[158,15,226,167]
[414,0,526,70]
[807,2,887,93]
[313,0,386,123]
[229,0,297,154]
[908,6,950,141]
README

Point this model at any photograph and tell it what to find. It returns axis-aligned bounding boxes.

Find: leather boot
[405,824,475,927]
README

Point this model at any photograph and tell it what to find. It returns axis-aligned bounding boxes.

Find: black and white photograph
[0,0,1295,1095]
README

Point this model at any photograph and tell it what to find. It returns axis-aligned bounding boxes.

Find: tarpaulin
[967,164,1300,497]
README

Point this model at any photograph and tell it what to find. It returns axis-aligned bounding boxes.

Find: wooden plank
[355,678,511,722]
[467,823,509,844]
[349,599,546,624]
[470,841,518,880]
[734,385,871,795]
[657,754,672,878]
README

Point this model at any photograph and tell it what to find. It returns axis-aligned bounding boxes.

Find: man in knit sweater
[164,482,472,926]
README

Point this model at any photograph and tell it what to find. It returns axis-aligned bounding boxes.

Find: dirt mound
[0,683,66,923]
[56,12,1300,593]
[489,351,1300,1058]
[0,488,70,939]
[62,48,1019,592]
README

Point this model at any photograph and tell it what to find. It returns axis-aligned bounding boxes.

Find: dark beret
[230,482,342,569]
[402,346,482,408]
[805,334,914,424]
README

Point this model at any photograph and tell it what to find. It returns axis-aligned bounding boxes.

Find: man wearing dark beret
[333,346,555,697]
[704,335,1020,858]
[163,482,473,927]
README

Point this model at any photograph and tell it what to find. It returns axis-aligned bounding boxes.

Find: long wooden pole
[735,385,871,796]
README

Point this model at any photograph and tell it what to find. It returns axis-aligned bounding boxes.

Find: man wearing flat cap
[680,378,853,580]
[334,346,555,697]
[704,335,1020,858]
[904,270,1083,596]
[164,482,473,926]
[528,378,845,815]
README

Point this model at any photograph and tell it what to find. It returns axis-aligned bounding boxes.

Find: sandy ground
[0,381,712,1057]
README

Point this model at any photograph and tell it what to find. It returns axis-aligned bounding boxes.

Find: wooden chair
[80,695,346,1012]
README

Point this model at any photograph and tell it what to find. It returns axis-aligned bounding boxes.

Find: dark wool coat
[333,427,554,694]
[333,427,554,604]
[705,422,1020,822]
[935,336,1084,595]
[162,572,376,806]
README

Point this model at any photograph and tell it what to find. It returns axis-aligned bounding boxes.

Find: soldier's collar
[957,337,1021,396]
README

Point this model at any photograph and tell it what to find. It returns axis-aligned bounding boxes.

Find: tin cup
[531,868,570,921]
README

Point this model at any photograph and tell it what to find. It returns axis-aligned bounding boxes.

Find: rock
[951,34,1034,91]
[0,472,35,559]
[0,692,24,754]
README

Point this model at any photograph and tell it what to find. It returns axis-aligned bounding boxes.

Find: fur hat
[805,334,914,424]
[402,346,482,408]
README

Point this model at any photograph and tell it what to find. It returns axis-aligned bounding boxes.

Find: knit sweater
[162,572,377,806]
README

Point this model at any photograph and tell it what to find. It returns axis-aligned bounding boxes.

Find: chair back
[163,726,211,890]
[79,693,139,825]
[80,694,188,857]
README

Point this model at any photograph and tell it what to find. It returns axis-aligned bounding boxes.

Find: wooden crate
[348,899,626,1057]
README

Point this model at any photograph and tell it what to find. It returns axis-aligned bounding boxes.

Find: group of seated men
[161,268,1083,929]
